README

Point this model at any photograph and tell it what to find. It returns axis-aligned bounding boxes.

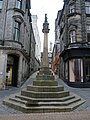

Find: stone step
[39,67,52,75]
[37,97,81,106]
[15,94,75,102]
[3,98,85,113]
[9,96,81,107]
[9,97,38,106]
[27,85,64,92]
[67,99,85,110]
[21,89,69,98]
[36,75,54,80]
[37,70,53,75]
[33,80,58,86]
[9,97,27,104]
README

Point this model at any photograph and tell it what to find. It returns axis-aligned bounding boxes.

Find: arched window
[69,30,76,43]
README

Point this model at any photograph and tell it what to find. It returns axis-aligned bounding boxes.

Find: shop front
[61,47,90,87]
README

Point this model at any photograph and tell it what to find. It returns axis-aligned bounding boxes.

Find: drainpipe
[29,14,32,75]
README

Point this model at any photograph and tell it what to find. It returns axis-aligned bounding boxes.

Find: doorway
[6,54,19,87]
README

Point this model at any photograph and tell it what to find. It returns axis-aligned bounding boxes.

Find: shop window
[65,62,68,80]
[16,0,22,9]
[69,30,76,43]
[13,21,21,41]
[0,0,3,11]
[69,59,83,82]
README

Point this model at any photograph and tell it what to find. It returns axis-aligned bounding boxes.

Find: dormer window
[16,0,22,9]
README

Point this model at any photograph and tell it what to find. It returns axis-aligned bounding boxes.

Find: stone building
[56,0,90,87]
[0,0,34,89]
[30,25,36,73]
[31,15,41,71]
[52,11,61,75]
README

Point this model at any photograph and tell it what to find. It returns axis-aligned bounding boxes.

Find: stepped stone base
[3,68,85,113]
[36,67,54,80]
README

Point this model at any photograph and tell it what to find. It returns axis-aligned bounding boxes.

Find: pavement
[0,112,90,120]
[0,72,90,119]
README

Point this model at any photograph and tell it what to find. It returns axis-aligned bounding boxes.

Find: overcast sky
[31,0,64,51]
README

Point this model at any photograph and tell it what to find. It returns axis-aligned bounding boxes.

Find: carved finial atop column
[42,14,50,33]
[45,14,48,22]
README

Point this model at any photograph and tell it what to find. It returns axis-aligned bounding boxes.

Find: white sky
[31,0,64,51]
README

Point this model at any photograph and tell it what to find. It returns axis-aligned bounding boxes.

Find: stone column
[42,14,50,68]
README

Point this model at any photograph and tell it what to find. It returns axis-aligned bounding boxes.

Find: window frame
[16,0,22,9]
[69,30,76,43]
[86,25,90,31]
[85,1,90,14]
[13,21,21,41]
[86,24,90,42]
[0,0,3,11]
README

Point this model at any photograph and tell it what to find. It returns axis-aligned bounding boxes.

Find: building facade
[52,11,61,75]
[0,0,34,89]
[31,15,41,71]
[56,0,90,87]
[30,25,36,73]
